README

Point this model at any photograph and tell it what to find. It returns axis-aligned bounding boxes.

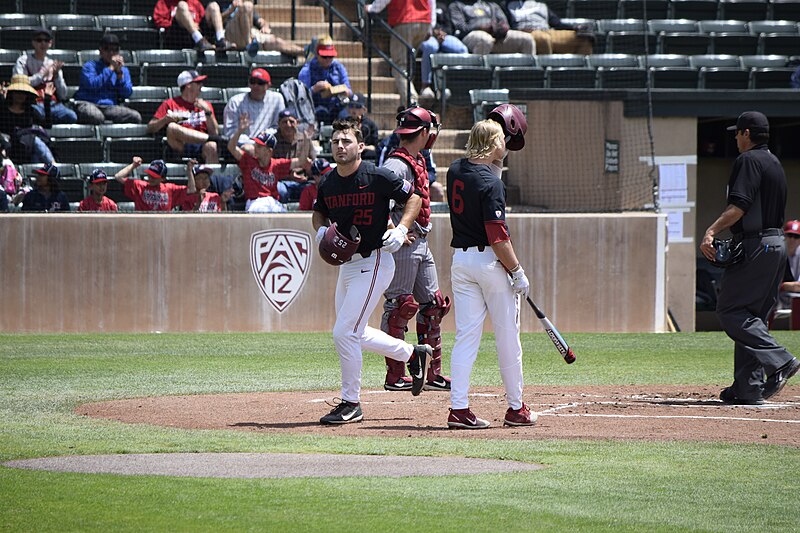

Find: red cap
[784,220,800,236]
[249,68,271,83]
[317,43,337,57]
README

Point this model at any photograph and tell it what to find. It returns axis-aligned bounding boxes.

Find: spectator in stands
[419,23,467,100]
[181,159,229,212]
[273,109,317,202]
[223,68,285,147]
[113,157,189,211]
[206,0,305,57]
[79,169,118,212]
[0,75,55,165]
[1,158,19,212]
[366,0,433,105]
[153,0,220,52]
[338,93,380,160]
[14,28,77,125]
[505,0,593,55]
[227,114,309,212]
[298,37,353,125]
[20,163,69,212]
[778,219,800,309]
[147,70,222,164]
[447,0,535,55]
[298,157,333,211]
[73,34,142,126]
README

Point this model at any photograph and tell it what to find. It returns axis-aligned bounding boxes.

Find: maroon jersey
[314,161,413,255]
[78,195,118,212]
[123,179,188,211]
[238,153,292,201]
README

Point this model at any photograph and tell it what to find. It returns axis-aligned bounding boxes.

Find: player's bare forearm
[312,211,329,231]
[396,193,421,230]
[491,239,521,272]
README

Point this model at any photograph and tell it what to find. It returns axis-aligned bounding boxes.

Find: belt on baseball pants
[461,246,486,252]
[735,228,783,240]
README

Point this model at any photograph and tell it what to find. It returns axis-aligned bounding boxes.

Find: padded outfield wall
[0,213,667,333]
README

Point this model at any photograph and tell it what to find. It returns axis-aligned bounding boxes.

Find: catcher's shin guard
[417,290,451,380]
[382,294,419,385]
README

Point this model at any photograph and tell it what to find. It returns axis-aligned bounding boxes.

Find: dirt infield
[77,385,800,447]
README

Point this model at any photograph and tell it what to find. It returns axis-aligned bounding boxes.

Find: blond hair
[465,120,504,159]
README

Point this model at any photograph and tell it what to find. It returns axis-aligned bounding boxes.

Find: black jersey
[727,144,786,234]
[314,161,413,254]
[446,158,508,248]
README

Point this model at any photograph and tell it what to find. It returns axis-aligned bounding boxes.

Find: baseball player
[380,106,452,392]
[312,117,432,425]
[445,105,535,429]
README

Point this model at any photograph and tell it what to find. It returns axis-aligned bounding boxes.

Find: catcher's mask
[319,222,361,265]
[394,106,440,150]
[710,237,744,268]
[488,103,527,151]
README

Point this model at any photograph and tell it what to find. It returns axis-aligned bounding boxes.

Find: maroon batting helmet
[318,223,361,265]
[394,106,440,150]
[488,103,527,151]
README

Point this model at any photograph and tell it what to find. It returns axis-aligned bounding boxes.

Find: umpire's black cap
[727,111,769,134]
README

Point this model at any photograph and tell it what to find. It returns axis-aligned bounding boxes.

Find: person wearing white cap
[147,70,222,164]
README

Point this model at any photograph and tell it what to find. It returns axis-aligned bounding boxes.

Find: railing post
[366,8,373,113]
[328,0,335,39]
[291,0,296,41]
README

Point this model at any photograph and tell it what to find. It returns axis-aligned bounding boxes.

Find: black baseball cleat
[719,387,764,405]
[407,344,432,396]
[763,357,800,400]
[320,400,363,425]
[423,375,451,391]
[384,377,413,391]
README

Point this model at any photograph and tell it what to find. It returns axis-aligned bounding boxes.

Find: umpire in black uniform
[700,111,799,404]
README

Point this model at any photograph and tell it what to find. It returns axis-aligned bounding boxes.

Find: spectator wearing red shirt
[79,169,118,212]
[153,0,223,51]
[298,158,333,211]
[180,159,229,212]
[113,157,189,212]
[147,70,221,163]
[227,115,310,212]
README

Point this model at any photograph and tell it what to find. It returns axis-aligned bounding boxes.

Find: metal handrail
[315,0,417,110]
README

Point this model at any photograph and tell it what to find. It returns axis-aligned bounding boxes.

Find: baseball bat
[525,297,576,364]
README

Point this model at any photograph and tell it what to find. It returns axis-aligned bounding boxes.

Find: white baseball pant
[449,247,524,410]
[333,249,415,403]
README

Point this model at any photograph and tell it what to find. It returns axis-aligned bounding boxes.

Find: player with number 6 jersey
[445,111,535,429]
[312,117,432,426]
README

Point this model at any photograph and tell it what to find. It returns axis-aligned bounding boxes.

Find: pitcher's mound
[4,453,543,478]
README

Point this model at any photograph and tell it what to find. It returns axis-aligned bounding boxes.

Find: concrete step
[270,22,355,41]
[337,57,392,77]
[255,6,326,23]
[349,76,395,93]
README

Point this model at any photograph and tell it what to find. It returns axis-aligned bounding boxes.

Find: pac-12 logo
[250,230,310,312]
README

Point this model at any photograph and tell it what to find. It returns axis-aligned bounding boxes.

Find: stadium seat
[42,14,99,29]
[104,134,164,164]
[658,31,710,54]
[48,126,103,167]
[749,20,799,36]
[197,86,227,119]
[604,26,659,54]
[225,87,250,100]
[136,50,195,86]
[77,49,141,84]
[700,20,760,54]
[128,0,157,16]
[0,48,20,63]
[668,0,720,20]
[690,54,750,88]
[21,162,78,179]
[49,124,97,139]
[770,0,800,20]
[741,54,795,88]
[96,17,162,51]
[430,53,492,116]
[760,33,800,55]
[45,49,82,86]
[54,29,107,52]
[717,0,768,21]
[0,14,41,27]
[74,0,128,15]
[648,19,699,33]
[124,86,171,119]
[469,88,509,123]
[645,53,699,87]
[484,53,544,89]
[21,0,71,14]
[569,0,619,19]
[0,28,40,50]
[589,53,648,87]
[538,54,595,88]
[617,0,670,19]
[199,64,252,88]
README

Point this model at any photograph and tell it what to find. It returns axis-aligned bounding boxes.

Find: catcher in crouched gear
[380,106,452,392]
[312,117,432,426]
[445,105,537,430]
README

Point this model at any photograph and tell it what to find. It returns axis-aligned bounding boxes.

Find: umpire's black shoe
[408,344,432,396]
[719,387,764,405]
[320,400,363,425]
[763,357,800,400]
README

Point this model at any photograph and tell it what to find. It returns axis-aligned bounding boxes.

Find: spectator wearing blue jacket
[73,34,142,125]
[298,37,352,125]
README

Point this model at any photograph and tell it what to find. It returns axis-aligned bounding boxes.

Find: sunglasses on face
[788,234,800,239]
[34,37,52,43]
[249,78,267,85]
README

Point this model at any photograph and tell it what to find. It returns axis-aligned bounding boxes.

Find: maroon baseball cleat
[447,408,490,429]
[503,402,537,426]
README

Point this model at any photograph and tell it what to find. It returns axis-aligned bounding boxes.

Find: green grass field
[1,332,799,532]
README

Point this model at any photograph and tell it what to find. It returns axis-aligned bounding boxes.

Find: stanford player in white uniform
[312,118,432,425]
[446,106,536,430]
